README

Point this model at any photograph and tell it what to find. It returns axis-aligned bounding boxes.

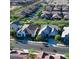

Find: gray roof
[62,5,69,11]
[38,25,59,35]
[52,13,62,19]
[48,0,69,5]
[45,5,54,12]
[52,11,61,14]
[49,25,59,31]
[63,12,69,15]
[22,24,39,35]
[10,0,34,3]
[64,14,69,19]
[17,5,38,17]
[53,6,61,11]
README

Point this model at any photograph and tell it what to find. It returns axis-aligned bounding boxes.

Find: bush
[65,53,69,59]
[36,11,42,17]
[10,43,15,49]
[10,29,16,38]
[10,15,19,22]
[55,35,61,41]
[36,35,42,41]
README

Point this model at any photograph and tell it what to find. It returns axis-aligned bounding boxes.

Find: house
[38,25,51,37]
[10,54,27,59]
[36,51,66,59]
[17,4,39,17]
[38,25,59,37]
[53,5,62,11]
[49,25,59,36]
[10,0,35,5]
[45,5,54,12]
[10,21,21,31]
[63,12,69,20]
[10,49,66,59]
[41,11,52,19]
[61,27,69,45]
[51,13,62,19]
[64,14,69,20]
[17,24,39,37]
[62,5,69,11]
[50,0,68,5]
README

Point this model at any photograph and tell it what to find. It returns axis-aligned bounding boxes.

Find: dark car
[43,43,50,47]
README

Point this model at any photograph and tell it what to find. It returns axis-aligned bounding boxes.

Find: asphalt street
[11,40,69,54]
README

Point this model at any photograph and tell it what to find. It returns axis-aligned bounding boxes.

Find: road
[11,40,69,54]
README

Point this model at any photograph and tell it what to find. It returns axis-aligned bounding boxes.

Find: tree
[65,53,69,59]
[27,48,36,59]
[55,35,61,41]
[10,29,16,38]
[58,24,65,30]
[36,11,42,17]
[10,15,19,22]
[36,35,42,41]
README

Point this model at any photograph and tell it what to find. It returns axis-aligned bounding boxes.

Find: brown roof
[10,54,27,59]
[54,54,60,59]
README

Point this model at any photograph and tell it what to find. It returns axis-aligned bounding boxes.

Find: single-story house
[10,0,35,5]
[10,21,21,31]
[38,25,59,37]
[51,13,62,19]
[53,6,62,11]
[36,52,66,59]
[62,12,69,20]
[45,5,54,12]
[61,27,69,45]
[62,5,69,11]
[41,11,52,19]
[17,4,39,17]
[38,25,52,37]
[16,24,39,37]
[64,14,69,20]
[49,25,59,36]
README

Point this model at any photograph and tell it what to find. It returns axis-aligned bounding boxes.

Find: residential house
[63,12,69,20]
[10,54,27,59]
[51,13,62,19]
[53,5,62,11]
[10,21,21,31]
[41,3,69,20]
[41,11,52,19]
[38,25,51,37]
[62,5,69,11]
[36,52,66,59]
[38,25,59,37]
[16,24,39,37]
[61,27,69,45]
[45,5,54,12]
[10,0,35,5]
[10,49,66,59]
[49,25,59,36]
[64,14,69,20]
[17,4,39,18]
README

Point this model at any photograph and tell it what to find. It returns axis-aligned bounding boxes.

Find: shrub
[10,29,16,38]
[36,35,42,41]
[65,53,69,59]
[55,35,61,41]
